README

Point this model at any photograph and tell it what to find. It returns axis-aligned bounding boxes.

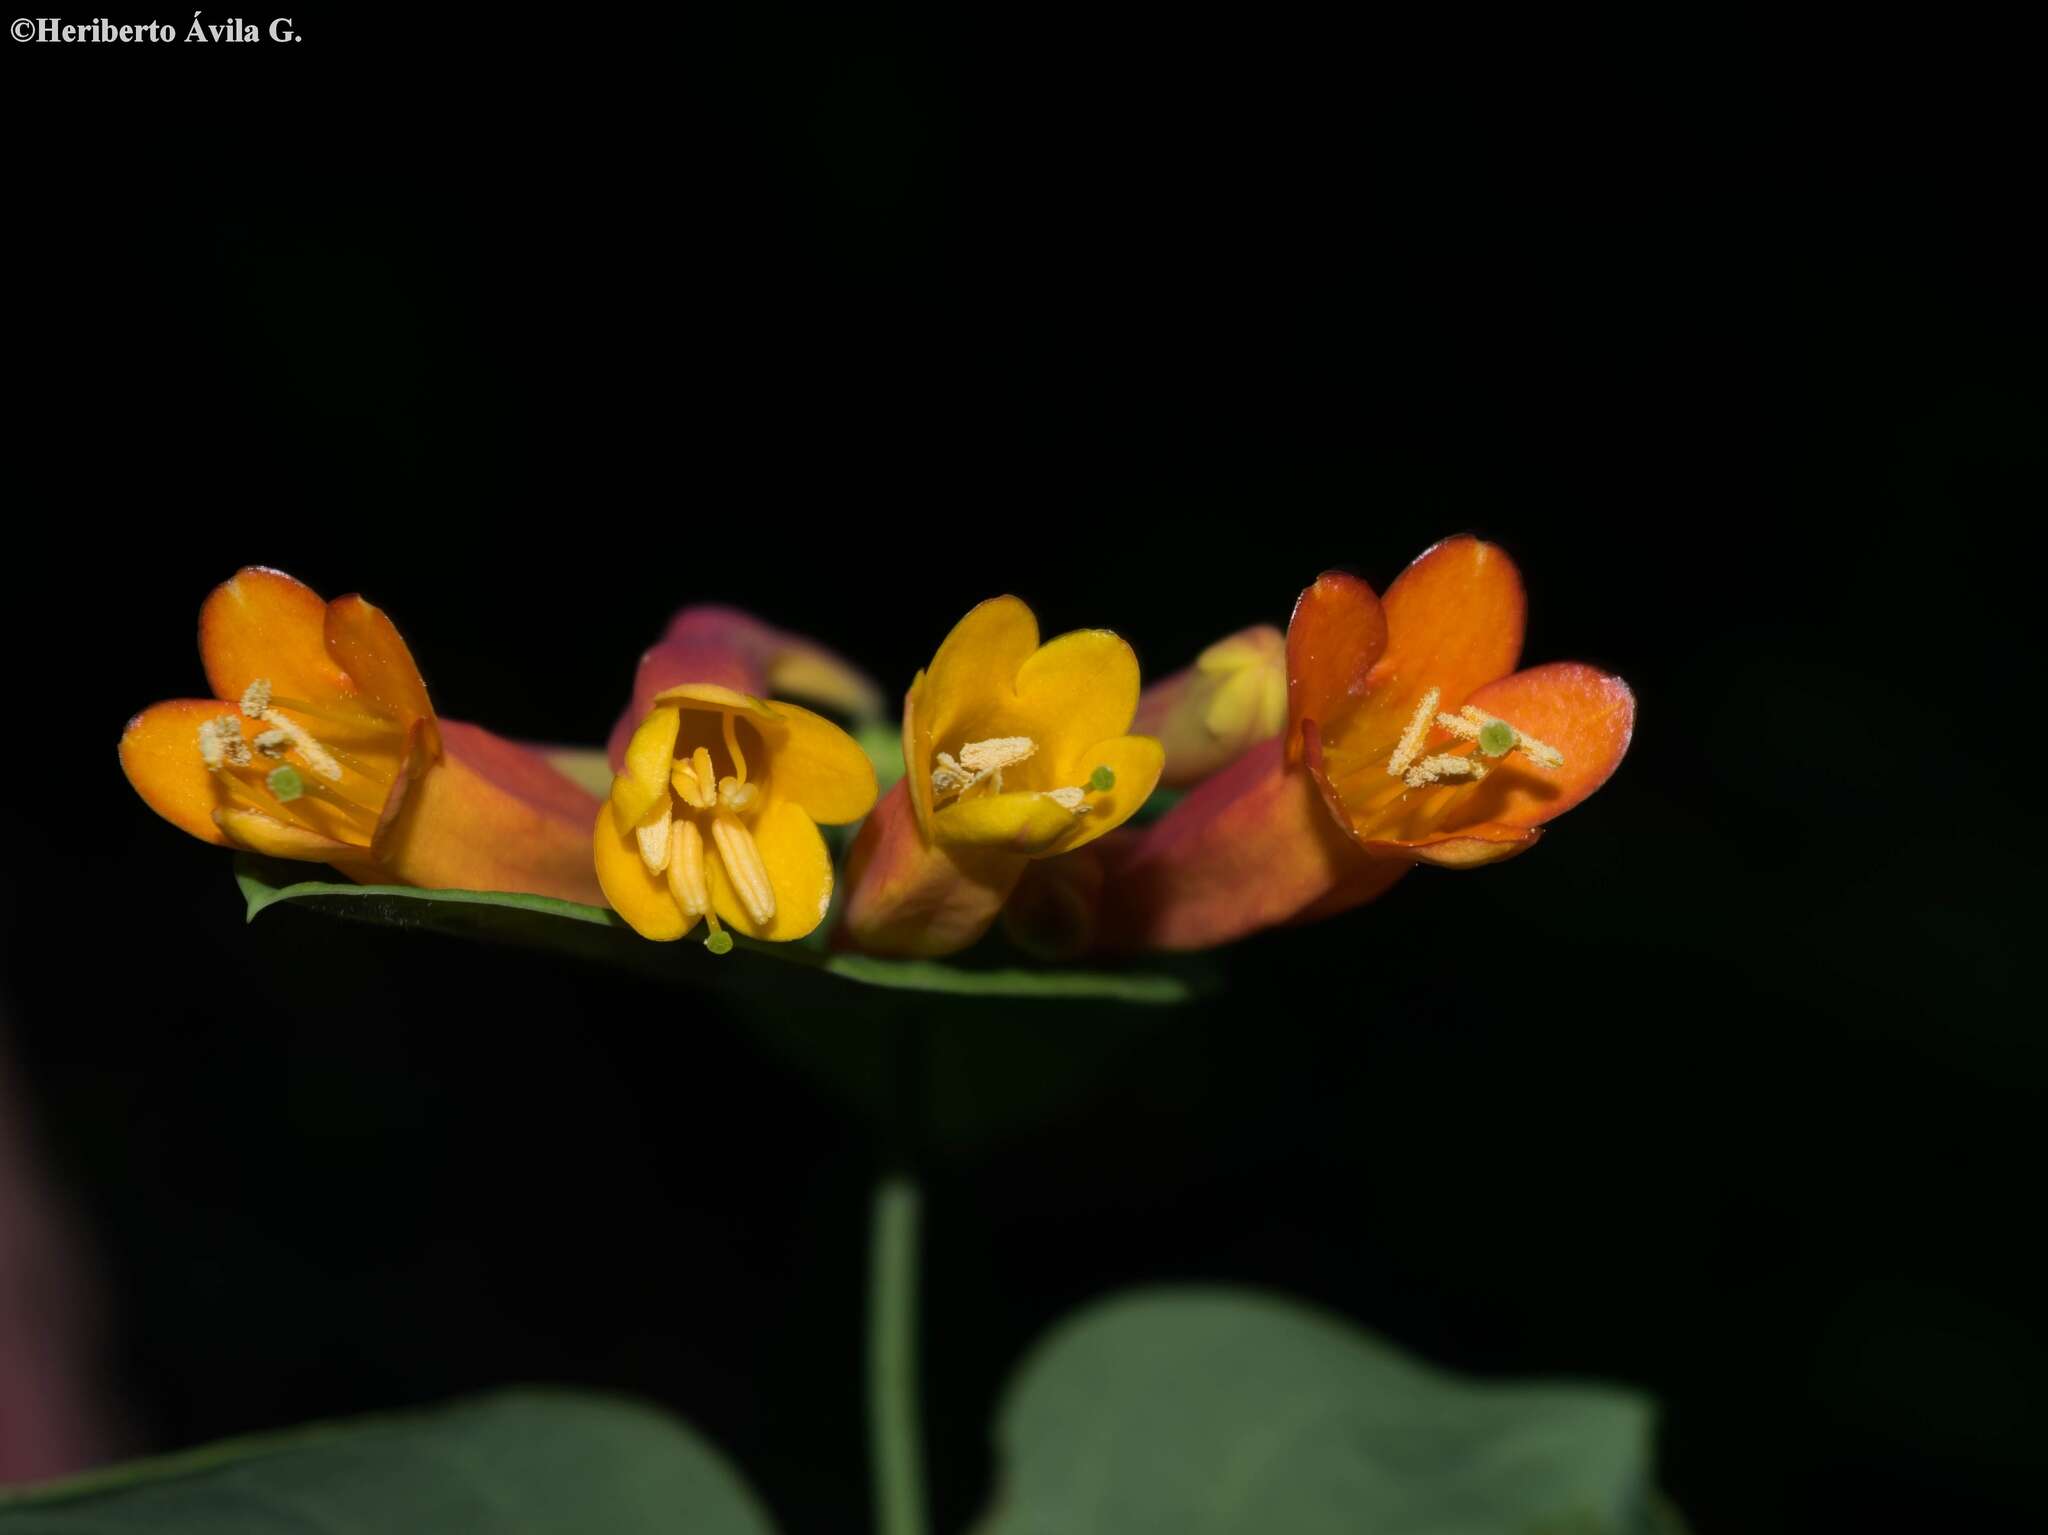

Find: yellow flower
[843,597,1164,956]
[593,684,876,946]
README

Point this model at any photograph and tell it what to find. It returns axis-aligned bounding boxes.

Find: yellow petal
[932,790,1079,855]
[1012,628,1141,753]
[1039,733,1166,855]
[918,596,1039,749]
[761,700,878,826]
[648,682,778,720]
[214,805,363,863]
[705,798,833,942]
[610,705,679,834]
[592,804,694,940]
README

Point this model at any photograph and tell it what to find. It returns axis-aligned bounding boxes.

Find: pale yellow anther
[196,715,251,770]
[1388,688,1440,778]
[636,803,672,875]
[239,679,273,719]
[671,759,710,808]
[934,736,1038,800]
[258,709,343,781]
[1404,752,1490,789]
[253,728,293,758]
[711,813,776,927]
[666,817,710,918]
[719,778,760,813]
[1432,710,1482,742]
[692,747,716,799]
[1042,786,1092,814]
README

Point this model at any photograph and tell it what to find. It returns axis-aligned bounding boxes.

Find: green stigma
[704,929,734,956]
[266,765,305,801]
[1477,720,1515,757]
[1088,765,1116,792]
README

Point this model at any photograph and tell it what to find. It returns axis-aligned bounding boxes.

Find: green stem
[868,1175,928,1535]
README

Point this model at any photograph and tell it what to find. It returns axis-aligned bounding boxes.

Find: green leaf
[0,1389,777,1534]
[233,856,1202,1005]
[979,1287,1681,1535]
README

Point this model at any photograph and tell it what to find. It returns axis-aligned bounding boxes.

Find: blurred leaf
[0,1390,776,1534]
[233,856,1199,1005]
[979,1287,1680,1535]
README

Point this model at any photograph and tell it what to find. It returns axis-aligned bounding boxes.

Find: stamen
[1404,753,1490,789]
[932,752,970,797]
[253,728,293,758]
[257,709,343,781]
[959,736,1036,774]
[721,712,748,787]
[1388,688,1440,779]
[672,759,710,809]
[197,715,252,769]
[718,778,760,813]
[239,679,272,718]
[636,805,672,874]
[711,813,777,927]
[1043,786,1092,813]
[666,818,710,918]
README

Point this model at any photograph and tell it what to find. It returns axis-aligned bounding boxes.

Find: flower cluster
[122,539,1633,958]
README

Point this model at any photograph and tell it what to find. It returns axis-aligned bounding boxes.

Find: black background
[4,9,2042,1530]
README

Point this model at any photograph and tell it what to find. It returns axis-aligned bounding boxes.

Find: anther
[197,715,252,769]
[1388,688,1440,779]
[1404,753,1490,789]
[636,805,672,875]
[711,814,776,927]
[1043,786,1092,813]
[718,778,760,813]
[667,818,710,918]
[934,736,1038,799]
[258,709,343,781]
[253,728,292,758]
[239,679,273,718]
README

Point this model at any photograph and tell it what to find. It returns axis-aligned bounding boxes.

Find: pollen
[666,817,710,918]
[252,728,293,758]
[1043,786,1090,813]
[1388,688,1440,779]
[197,715,251,769]
[239,679,273,718]
[711,814,776,927]
[258,710,343,781]
[1403,753,1490,789]
[934,735,1039,799]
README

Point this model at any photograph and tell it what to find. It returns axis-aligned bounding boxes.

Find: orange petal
[1285,572,1386,764]
[840,781,1025,957]
[214,805,364,864]
[379,719,606,905]
[200,567,353,709]
[120,699,236,846]
[324,594,439,748]
[1093,739,1405,951]
[1351,661,1634,864]
[1366,534,1525,715]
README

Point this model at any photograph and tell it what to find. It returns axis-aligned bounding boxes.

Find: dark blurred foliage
[3,8,2042,1531]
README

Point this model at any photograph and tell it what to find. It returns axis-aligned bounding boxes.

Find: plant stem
[868,1175,928,1535]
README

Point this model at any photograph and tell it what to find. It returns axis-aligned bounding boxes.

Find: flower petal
[610,705,680,833]
[758,701,878,826]
[200,567,353,709]
[932,789,1080,855]
[593,803,693,940]
[705,798,833,943]
[1350,661,1634,865]
[324,594,439,746]
[1040,734,1165,855]
[1135,624,1288,788]
[1368,535,1525,716]
[1285,572,1387,761]
[214,805,364,864]
[916,596,1040,755]
[1011,628,1142,758]
[119,699,237,846]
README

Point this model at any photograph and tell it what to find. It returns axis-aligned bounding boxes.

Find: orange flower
[119,567,603,904]
[1041,537,1633,952]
